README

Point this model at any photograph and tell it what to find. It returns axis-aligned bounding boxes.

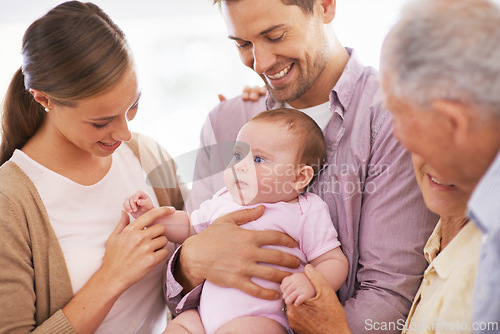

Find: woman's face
[412,153,471,217]
[47,66,140,157]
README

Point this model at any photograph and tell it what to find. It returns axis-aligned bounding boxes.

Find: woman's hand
[102,207,174,293]
[62,207,174,333]
[287,265,351,334]
[175,206,301,300]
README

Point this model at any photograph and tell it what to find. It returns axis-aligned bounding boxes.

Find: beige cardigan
[0,134,184,333]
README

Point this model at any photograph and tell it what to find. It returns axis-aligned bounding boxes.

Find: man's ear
[318,0,336,24]
[293,165,314,192]
[431,99,471,147]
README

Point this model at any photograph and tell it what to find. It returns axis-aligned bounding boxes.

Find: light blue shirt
[469,151,500,333]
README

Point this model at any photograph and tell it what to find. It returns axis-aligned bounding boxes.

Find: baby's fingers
[129,197,139,213]
[283,289,299,306]
[123,197,135,213]
[294,294,308,306]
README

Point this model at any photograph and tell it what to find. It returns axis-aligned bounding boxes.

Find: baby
[124,108,348,334]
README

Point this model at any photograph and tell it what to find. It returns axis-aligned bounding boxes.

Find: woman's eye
[91,122,111,129]
[254,156,265,163]
[130,101,139,110]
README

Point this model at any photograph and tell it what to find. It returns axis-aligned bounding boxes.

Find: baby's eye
[254,156,265,163]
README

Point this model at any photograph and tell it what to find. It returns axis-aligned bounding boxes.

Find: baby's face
[223,120,300,205]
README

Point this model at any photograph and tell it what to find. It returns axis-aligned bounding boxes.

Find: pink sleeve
[299,194,341,262]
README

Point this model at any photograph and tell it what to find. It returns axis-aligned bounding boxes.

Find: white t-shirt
[285,101,332,130]
[11,144,167,334]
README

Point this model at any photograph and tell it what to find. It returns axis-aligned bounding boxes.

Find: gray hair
[380,0,500,116]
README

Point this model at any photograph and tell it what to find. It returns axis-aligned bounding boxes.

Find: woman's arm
[62,208,172,333]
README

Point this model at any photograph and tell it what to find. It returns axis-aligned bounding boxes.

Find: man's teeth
[267,64,292,80]
[431,176,454,186]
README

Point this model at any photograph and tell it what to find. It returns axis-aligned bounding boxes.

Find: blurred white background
[0,0,409,184]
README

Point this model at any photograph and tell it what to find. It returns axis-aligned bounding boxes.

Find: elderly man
[166,0,437,332]
[289,0,500,332]
[380,0,500,332]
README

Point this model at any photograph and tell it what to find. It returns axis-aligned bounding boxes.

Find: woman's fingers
[112,211,130,235]
[130,206,174,230]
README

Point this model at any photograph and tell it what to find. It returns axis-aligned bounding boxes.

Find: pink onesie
[190,188,342,334]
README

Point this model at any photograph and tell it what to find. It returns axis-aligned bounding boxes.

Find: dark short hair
[212,0,315,14]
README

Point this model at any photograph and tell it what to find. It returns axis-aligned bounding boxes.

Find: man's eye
[234,153,242,160]
[269,33,285,43]
[235,41,250,49]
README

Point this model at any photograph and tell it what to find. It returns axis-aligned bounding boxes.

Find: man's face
[381,74,477,192]
[221,0,331,107]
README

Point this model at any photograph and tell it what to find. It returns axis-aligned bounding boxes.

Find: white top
[11,145,167,334]
[286,101,332,130]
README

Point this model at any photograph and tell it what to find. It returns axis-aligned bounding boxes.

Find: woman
[284,154,480,334]
[0,2,183,333]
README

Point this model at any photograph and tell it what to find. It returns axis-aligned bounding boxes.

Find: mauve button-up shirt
[167,49,438,333]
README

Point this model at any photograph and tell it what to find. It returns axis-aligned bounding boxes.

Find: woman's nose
[113,115,132,142]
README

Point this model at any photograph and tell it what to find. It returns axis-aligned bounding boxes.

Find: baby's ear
[293,165,314,192]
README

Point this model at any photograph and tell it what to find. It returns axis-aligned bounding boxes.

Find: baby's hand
[123,191,155,219]
[280,272,316,306]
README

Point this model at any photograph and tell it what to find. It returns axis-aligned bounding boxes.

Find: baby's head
[224,108,326,205]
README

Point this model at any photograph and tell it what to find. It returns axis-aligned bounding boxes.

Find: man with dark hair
[166,0,437,332]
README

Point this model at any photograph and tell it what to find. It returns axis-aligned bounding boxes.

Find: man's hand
[218,85,267,102]
[287,265,351,334]
[175,205,300,300]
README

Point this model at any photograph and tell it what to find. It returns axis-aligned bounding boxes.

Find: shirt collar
[266,47,366,120]
[427,220,478,280]
[330,48,365,119]
[424,220,442,264]
[467,150,500,233]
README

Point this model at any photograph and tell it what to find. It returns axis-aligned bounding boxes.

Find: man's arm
[344,116,438,333]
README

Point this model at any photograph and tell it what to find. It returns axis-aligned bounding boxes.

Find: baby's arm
[123,191,196,244]
[280,247,348,306]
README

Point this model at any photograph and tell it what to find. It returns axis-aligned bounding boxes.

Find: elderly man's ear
[431,100,472,147]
